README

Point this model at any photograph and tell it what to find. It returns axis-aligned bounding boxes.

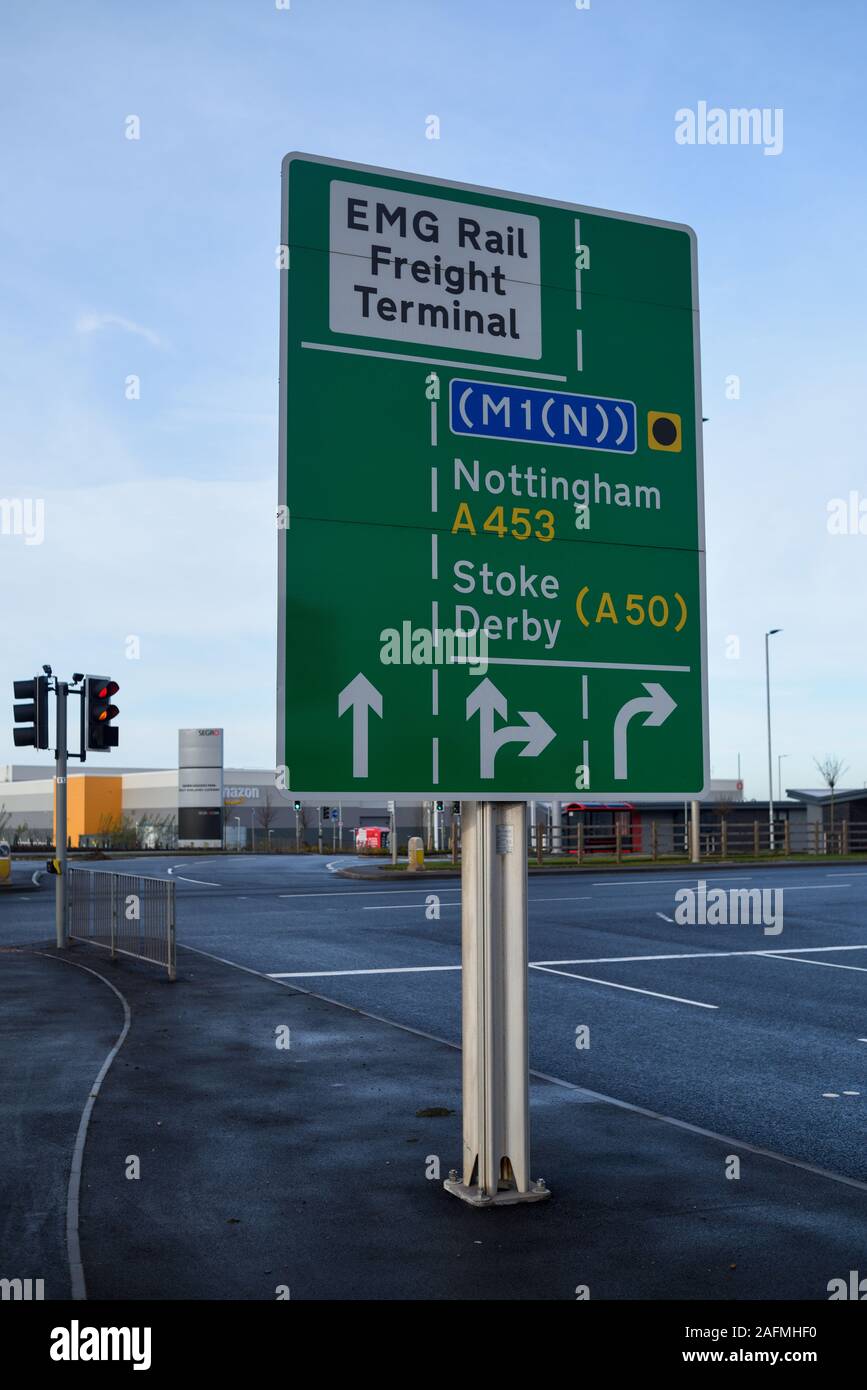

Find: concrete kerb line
[34,951,133,1301]
[178,942,867,1197]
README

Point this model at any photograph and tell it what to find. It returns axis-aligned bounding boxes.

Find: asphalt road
[3,853,866,1185]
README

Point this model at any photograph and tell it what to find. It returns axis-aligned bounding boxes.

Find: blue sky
[2,0,865,796]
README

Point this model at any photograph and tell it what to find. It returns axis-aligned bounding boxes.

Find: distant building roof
[787,788,867,805]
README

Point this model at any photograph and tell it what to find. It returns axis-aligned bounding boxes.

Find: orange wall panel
[55,776,123,848]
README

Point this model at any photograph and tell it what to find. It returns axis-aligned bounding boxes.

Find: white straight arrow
[467,677,555,778]
[338,673,383,778]
[612,682,677,780]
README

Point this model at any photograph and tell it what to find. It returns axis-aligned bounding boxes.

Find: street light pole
[765,629,782,852]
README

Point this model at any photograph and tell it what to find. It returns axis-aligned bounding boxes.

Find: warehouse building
[0,761,797,855]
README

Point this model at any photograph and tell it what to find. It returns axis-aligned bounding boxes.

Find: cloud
[75,313,164,349]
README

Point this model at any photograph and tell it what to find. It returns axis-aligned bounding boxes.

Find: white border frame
[277,152,709,804]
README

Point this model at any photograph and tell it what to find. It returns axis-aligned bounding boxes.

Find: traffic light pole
[54,680,68,949]
[445,801,550,1207]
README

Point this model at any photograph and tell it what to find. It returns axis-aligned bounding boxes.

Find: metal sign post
[54,680,68,949]
[445,800,549,1206]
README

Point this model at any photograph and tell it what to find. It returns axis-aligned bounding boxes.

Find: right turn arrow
[612,682,677,780]
[337,673,383,778]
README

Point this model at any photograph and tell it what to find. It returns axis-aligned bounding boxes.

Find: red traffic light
[86,674,120,752]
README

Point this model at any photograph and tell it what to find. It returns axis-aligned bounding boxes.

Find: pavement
[1,853,866,1300]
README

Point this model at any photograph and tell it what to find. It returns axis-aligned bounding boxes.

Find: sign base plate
[443,1176,551,1207]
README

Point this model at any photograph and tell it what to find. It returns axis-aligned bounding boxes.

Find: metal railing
[67,867,176,980]
[531,818,867,862]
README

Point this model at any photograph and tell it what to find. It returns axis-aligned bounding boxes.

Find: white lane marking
[823,1093,840,1098]
[362,893,593,911]
[529,963,717,1009]
[843,1090,861,1095]
[178,942,867,1196]
[325,860,342,873]
[602,882,849,894]
[533,943,867,966]
[858,1038,867,1043]
[363,903,460,911]
[173,875,222,887]
[277,887,462,900]
[268,880,846,904]
[776,884,850,891]
[591,876,754,887]
[656,912,674,922]
[273,942,867,978]
[590,879,850,893]
[35,952,132,1302]
[827,871,867,876]
[268,965,461,978]
[758,953,867,975]
[528,894,593,903]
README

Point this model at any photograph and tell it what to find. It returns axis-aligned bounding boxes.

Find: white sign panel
[329,180,542,359]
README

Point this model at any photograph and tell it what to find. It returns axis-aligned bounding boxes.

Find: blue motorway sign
[449,378,637,454]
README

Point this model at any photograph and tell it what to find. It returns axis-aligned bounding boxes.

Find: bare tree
[255,791,277,848]
[814,755,849,834]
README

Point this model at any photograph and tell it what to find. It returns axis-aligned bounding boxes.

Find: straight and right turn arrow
[467,677,556,778]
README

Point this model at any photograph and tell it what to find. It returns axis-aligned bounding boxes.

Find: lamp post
[777,753,790,803]
[765,629,782,851]
[234,815,241,852]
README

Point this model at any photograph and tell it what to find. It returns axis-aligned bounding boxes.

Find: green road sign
[278,154,707,800]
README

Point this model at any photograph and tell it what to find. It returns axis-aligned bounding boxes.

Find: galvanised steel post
[445,801,549,1208]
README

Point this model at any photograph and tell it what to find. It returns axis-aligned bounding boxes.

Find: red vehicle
[355,826,391,851]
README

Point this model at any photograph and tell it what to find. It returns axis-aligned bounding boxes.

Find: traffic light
[321,805,331,820]
[435,800,444,813]
[452,801,460,815]
[293,800,301,812]
[13,676,49,749]
[86,676,119,751]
